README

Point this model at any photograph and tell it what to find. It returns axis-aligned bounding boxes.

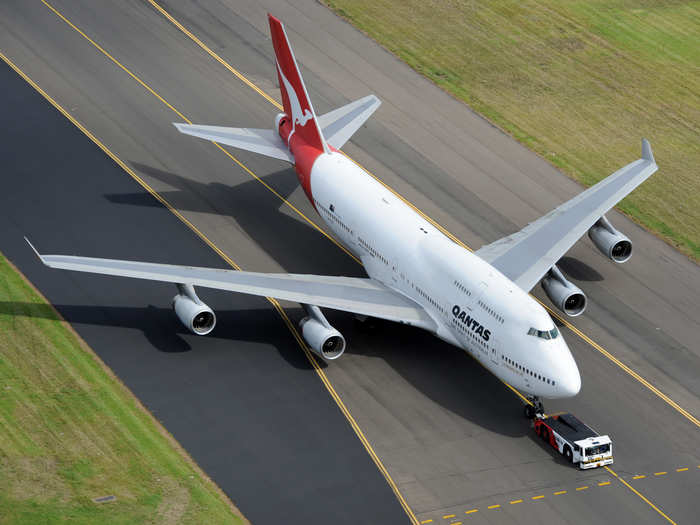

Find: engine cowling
[541,266,587,317]
[588,216,632,263]
[299,305,346,360]
[172,284,216,335]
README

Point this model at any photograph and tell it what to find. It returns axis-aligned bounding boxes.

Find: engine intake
[299,305,346,360]
[588,215,632,263]
[173,284,216,335]
[542,265,587,317]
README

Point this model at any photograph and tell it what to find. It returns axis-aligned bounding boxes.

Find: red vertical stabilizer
[268,14,328,155]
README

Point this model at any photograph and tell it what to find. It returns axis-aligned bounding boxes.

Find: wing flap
[476,139,658,291]
[173,123,293,162]
[29,244,433,328]
[317,95,381,150]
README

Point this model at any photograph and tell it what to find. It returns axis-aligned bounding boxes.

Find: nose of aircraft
[557,340,581,397]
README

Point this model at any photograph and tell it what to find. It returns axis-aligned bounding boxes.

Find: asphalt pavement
[0,1,698,523]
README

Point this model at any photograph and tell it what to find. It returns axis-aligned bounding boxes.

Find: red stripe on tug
[277,115,321,207]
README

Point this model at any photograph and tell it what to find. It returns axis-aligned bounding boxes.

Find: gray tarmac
[1,0,698,523]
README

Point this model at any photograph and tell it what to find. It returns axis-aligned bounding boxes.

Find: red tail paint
[268,14,328,204]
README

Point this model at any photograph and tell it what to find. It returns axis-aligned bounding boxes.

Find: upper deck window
[527,326,559,340]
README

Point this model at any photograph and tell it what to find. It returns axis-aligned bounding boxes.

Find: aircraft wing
[173,124,294,163]
[27,240,434,329]
[475,139,658,292]
[317,95,381,150]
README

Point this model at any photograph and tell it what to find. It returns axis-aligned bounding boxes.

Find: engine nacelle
[541,265,587,317]
[299,305,346,360]
[172,284,216,335]
[588,215,632,263]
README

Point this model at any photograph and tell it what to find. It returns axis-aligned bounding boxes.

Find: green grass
[324,0,700,259]
[0,253,246,524]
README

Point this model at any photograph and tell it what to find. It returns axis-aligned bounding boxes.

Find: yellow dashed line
[599,481,611,486]
[510,499,523,504]
[442,515,455,520]
[421,521,433,524]
[554,490,567,495]
[676,467,688,472]
[487,504,500,510]
[633,475,646,480]
[576,486,589,491]
[532,495,545,500]
[465,509,478,514]
[654,472,668,476]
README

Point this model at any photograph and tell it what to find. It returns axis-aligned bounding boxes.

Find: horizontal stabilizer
[174,123,293,162]
[317,95,381,150]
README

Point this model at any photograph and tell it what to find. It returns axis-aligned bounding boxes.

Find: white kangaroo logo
[277,62,313,130]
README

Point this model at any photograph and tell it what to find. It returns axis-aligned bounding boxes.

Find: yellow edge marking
[554,490,567,495]
[143,0,700,431]
[633,475,646,479]
[532,495,545,500]
[0,49,418,525]
[465,509,478,514]
[510,499,523,504]
[654,472,668,476]
[442,515,455,519]
[487,504,500,509]
[676,467,688,472]
[605,466,677,525]
[420,521,433,524]
[576,486,588,491]
[598,481,611,486]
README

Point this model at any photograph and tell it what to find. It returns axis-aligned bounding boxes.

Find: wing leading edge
[476,139,658,291]
[26,240,434,330]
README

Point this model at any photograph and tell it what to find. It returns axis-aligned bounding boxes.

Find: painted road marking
[32,3,418,524]
[421,521,432,524]
[554,490,567,495]
[141,0,700,433]
[654,472,668,476]
[487,504,500,509]
[465,509,478,514]
[633,475,646,479]
[442,515,455,519]
[605,466,677,525]
[676,467,688,472]
[576,486,588,491]
[599,481,611,486]
[510,499,523,504]
[532,495,545,500]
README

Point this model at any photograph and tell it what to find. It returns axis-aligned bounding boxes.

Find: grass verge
[0,253,246,524]
[324,0,700,260]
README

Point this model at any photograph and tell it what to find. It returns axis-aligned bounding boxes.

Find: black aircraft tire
[541,427,549,443]
[524,404,535,419]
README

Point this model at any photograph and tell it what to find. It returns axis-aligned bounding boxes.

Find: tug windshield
[585,443,610,456]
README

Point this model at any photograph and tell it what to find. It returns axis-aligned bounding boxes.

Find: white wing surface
[476,139,658,292]
[317,95,381,150]
[173,124,294,162]
[27,242,434,329]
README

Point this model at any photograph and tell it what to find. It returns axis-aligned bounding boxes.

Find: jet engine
[172,284,216,335]
[588,215,632,263]
[299,305,346,360]
[541,265,587,317]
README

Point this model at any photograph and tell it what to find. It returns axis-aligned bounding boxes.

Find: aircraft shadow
[558,256,604,282]
[105,162,363,277]
[0,301,317,372]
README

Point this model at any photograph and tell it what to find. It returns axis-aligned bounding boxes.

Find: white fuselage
[309,152,581,399]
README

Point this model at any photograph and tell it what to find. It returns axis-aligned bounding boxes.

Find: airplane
[27,14,658,417]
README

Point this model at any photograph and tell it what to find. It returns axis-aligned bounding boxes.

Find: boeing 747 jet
[28,14,658,415]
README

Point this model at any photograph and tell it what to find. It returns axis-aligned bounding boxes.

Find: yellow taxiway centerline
[143,0,700,431]
[0,47,419,525]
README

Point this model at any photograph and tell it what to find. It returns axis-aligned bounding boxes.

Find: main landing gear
[524,396,544,419]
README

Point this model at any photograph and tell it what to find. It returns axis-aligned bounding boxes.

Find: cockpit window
[527,327,559,340]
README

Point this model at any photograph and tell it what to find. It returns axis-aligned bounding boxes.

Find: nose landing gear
[524,397,544,419]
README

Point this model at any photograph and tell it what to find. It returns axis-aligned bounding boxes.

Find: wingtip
[24,237,44,263]
[641,138,655,164]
